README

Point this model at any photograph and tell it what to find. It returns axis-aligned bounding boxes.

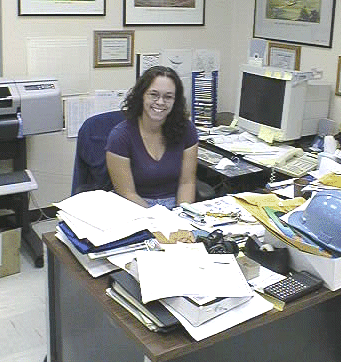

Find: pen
[212,220,237,227]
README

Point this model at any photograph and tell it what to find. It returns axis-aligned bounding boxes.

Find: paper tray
[162,295,252,327]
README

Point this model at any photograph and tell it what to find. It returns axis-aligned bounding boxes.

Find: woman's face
[142,75,176,127]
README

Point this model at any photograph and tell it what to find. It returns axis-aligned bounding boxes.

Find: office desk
[197,141,269,195]
[44,231,341,362]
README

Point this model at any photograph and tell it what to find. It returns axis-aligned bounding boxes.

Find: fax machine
[0,77,63,139]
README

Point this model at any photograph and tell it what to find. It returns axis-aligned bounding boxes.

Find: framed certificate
[94,31,134,68]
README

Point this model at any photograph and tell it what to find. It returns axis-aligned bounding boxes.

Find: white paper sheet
[55,191,194,246]
[175,195,265,237]
[55,227,118,278]
[136,249,253,304]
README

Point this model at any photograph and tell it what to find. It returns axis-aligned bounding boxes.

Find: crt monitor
[234,64,308,142]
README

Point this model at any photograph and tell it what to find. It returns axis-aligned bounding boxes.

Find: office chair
[71,110,126,196]
[71,110,215,201]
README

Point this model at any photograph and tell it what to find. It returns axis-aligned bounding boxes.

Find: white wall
[1,0,341,207]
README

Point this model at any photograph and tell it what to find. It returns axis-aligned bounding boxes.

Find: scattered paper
[136,249,252,304]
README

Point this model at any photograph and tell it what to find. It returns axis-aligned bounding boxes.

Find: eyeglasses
[146,91,175,104]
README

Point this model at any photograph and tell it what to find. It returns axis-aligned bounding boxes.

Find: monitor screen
[239,72,285,130]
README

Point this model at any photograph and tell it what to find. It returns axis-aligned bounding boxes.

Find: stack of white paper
[53,190,195,274]
[134,244,273,339]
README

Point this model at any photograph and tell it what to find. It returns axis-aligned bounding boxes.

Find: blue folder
[58,221,153,254]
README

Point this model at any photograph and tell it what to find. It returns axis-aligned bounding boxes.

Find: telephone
[274,148,318,177]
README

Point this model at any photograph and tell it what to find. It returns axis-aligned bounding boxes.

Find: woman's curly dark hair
[121,66,189,145]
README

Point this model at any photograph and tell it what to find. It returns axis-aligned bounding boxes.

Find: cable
[29,191,56,224]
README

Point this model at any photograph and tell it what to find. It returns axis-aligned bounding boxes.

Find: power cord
[29,191,56,224]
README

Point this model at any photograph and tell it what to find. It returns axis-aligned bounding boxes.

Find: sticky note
[258,125,274,143]
[230,118,238,127]
[283,72,293,80]
[273,71,282,79]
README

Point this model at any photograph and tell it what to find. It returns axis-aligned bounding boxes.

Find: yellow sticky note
[265,71,272,78]
[273,130,284,141]
[273,71,282,79]
[230,118,238,127]
[283,72,293,80]
[258,125,274,143]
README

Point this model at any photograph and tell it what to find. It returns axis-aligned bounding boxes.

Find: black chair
[71,110,215,201]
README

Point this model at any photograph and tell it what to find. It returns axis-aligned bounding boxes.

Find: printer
[0,77,63,139]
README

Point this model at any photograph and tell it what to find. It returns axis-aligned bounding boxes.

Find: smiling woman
[105,66,198,210]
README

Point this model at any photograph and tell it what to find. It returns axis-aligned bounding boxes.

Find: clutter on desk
[175,195,264,237]
[247,266,323,311]
[244,234,290,275]
[263,270,323,303]
[234,192,331,258]
[197,146,223,165]
[256,187,341,291]
[287,189,341,256]
[53,190,195,276]
[110,242,273,340]
[196,229,242,256]
[55,224,119,278]
[135,247,253,304]
[164,291,273,341]
[162,293,252,327]
[106,269,180,333]
[53,191,275,339]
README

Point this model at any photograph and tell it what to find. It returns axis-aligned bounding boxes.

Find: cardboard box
[0,228,21,278]
[264,230,341,291]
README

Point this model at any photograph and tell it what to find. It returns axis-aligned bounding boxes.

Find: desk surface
[43,231,341,362]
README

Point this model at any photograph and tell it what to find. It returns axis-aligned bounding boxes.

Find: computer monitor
[234,64,330,142]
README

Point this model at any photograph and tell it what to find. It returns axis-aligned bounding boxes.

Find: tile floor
[0,219,57,362]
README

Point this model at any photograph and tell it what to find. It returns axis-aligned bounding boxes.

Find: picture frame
[123,0,205,26]
[268,42,301,70]
[253,0,336,48]
[18,0,106,16]
[335,56,341,96]
[94,31,134,68]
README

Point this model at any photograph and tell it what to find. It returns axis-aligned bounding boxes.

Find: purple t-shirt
[105,120,198,199]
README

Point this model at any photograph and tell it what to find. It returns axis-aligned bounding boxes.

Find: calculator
[263,271,323,303]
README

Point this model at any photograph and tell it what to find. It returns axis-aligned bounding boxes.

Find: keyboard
[198,147,223,165]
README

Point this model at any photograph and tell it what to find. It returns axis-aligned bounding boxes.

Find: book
[108,270,180,332]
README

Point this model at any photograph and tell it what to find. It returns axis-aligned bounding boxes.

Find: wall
[1,0,341,208]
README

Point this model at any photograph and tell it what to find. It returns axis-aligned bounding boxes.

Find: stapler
[179,202,206,224]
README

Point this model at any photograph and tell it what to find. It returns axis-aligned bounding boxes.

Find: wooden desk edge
[42,231,341,362]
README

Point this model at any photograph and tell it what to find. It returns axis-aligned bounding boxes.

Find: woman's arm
[106,151,149,208]
[176,143,198,205]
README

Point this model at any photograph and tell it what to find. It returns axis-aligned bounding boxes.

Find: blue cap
[288,189,341,254]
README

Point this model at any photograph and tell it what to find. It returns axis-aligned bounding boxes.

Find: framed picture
[335,57,341,96]
[94,31,134,68]
[253,0,336,48]
[268,42,301,70]
[123,0,205,26]
[18,0,106,16]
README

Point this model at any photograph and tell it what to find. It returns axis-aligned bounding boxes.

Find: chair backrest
[71,110,125,195]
